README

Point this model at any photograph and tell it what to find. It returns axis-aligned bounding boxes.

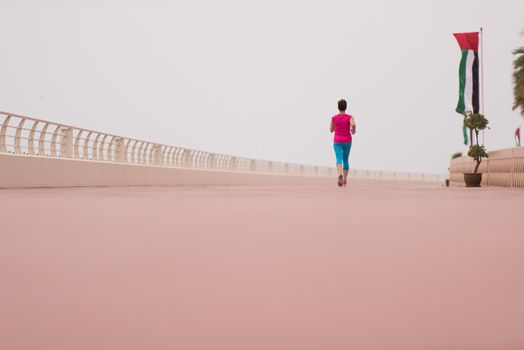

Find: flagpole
[481,27,485,145]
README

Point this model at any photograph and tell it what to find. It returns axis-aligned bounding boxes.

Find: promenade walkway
[1,181,523,349]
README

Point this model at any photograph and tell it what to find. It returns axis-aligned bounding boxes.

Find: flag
[453,32,480,114]
[463,119,469,145]
[516,127,521,147]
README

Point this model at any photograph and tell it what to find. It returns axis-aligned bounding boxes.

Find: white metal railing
[449,147,524,187]
[0,111,443,181]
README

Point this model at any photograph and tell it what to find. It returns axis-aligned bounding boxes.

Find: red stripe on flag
[453,32,479,52]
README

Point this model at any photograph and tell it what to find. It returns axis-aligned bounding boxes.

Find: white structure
[0,111,444,188]
[449,147,524,187]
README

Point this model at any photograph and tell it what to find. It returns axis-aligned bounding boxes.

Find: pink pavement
[1,181,523,350]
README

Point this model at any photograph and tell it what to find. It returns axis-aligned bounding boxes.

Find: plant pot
[464,173,482,187]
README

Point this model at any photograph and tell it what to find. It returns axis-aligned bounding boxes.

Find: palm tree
[513,32,524,116]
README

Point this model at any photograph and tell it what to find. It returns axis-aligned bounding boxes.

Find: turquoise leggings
[333,142,352,170]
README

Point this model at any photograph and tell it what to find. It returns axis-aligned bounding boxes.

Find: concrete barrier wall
[0,153,338,188]
[449,147,524,187]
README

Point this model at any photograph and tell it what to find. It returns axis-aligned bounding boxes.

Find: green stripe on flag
[462,119,469,145]
[455,50,468,114]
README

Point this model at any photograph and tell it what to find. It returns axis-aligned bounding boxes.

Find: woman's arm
[350,117,356,135]
[330,120,334,133]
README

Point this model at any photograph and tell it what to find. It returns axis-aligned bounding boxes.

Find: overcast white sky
[1,0,523,173]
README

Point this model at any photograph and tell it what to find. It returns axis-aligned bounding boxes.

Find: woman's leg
[342,142,352,181]
[333,143,343,176]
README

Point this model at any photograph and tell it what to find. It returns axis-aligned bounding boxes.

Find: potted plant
[464,112,489,187]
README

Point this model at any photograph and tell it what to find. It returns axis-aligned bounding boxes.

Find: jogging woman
[330,99,356,187]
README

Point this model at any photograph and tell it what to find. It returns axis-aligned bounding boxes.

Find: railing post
[98,134,109,161]
[0,115,11,153]
[14,119,26,154]
[208,153,216,169]
[107,136,115,162]
[195,152,202,168]
[166,147,173,167]
[153,144,162,166]
[115,138,126,163]
[73,130,83,159]
[229,157,238,172]
[28,121,39,155]
[61,127,73,158]
[248,159,256,172]
[183,149,192,168]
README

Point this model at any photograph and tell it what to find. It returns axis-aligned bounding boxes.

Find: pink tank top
[332,113,352,143]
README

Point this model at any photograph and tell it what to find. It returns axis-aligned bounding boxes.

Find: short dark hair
[338,99,347,112]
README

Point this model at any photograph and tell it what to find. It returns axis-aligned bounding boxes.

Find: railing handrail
[0,110,242,161]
